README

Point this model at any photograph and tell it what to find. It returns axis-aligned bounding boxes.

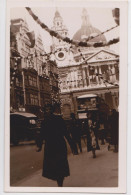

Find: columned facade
[58,53,119,119]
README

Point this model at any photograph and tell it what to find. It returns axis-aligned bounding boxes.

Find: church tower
[51,9,74,67]
[52,10,68,48]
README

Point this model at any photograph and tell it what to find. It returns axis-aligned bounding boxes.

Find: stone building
[10,18,60,116]
[51,9,119,119]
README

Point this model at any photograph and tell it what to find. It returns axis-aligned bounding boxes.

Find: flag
[26,31,35,48]
[112,8,119,25]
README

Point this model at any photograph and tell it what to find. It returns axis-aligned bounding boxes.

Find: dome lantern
[81,8,91,27]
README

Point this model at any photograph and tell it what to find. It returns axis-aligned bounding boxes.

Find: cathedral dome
[73,8,107,43]
[73,26,107,42]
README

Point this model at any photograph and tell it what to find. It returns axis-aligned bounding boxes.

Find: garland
[26,7,119,47]
[11,46,119,71]
[84,25,118,42]
[10,58,19,87]
[59,68,119,89]
[10,47,69,60]
[77,48,86,61]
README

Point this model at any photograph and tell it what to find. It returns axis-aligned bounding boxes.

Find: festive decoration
[11,8,120,95]
[25,7,119,47]
[10,58,19,87]
[84,24,119,42]
[59,68,119,92]
[10,47,70,61]
[112,8,119,25]
[26,31,35,48]
[77,48,86,61]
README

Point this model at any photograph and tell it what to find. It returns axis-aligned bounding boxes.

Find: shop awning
[77,94,97,99]
[10,112,37,118]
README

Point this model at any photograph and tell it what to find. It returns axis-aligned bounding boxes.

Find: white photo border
[5,0,128,193]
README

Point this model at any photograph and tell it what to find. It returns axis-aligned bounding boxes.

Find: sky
[10,7,119,53]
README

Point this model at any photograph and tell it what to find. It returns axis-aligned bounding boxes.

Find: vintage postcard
[5,0,127,193]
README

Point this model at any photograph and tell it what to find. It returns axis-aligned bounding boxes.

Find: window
[26,93,30,105]
[33,77,37,87]
[16,77,22,87]
[40,80,44,90]
[24,75,28,86]
[28,75,37,87]
[30,94,38,105]
[28,76,32,86]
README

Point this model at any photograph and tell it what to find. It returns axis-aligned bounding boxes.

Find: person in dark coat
[70,113,82,154]
[36,104,76,187]
[109,109,119,152]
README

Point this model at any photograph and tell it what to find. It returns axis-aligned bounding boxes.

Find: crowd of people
[69,109,119,157]
[36,104,119,187]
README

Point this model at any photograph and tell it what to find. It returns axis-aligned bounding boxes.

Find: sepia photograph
[5,0,127,193]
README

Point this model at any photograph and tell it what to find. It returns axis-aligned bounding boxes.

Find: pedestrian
[109,109,119,152]
[99,115,106,145]
[36,104,76,187]
[92,113,100,150]
[84,111,99,158]
[70,113,82,154]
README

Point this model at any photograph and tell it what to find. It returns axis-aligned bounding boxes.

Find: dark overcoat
[70,119,81,142]
[110,111,119,145]
[39,114,73,181]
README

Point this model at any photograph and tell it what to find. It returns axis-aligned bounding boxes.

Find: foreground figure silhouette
[36,104,76,187]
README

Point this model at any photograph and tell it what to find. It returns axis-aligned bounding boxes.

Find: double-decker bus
[77,94,109,120]
[76,94,110,140]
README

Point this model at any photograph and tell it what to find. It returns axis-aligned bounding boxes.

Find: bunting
[25,7,119,48]
[112,8,119,25]
[26,31,35,48]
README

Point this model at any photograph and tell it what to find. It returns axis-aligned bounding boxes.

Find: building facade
[10,18,60,116]
[51,9,119,119]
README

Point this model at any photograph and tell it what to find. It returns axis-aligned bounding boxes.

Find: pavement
[13,143,118,187]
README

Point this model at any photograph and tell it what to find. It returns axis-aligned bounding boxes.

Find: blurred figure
[70,113,82,154]
[99,114,106,145]
[35,108,44,148]
[109,109,119,152]
[36,104,76,187]
[92,113,100,150]
[84,112,99,158]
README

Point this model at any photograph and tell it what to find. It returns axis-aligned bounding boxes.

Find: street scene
[10,142,118,187]
[10,6,119,188]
